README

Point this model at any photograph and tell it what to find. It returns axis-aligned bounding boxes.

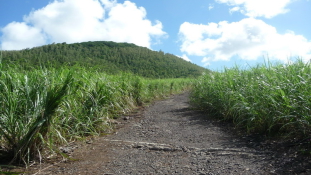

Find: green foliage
[0,65,193,164]
[1,41,207,78]
[0,41,197,164]
[0,68,73,163]
[191,59,311,137]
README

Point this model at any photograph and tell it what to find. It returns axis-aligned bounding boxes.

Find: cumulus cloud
[216,0,294,18]
[179,18,311,63]
[1,22,46,50]
[99,1,166,47]
[1,0,167,50]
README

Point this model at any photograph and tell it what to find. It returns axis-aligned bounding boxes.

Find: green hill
[1,41,207,78]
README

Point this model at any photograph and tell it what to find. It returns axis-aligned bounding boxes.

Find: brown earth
[4,92,311,174]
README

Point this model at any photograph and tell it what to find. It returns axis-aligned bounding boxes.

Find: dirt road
[16,92,311,174]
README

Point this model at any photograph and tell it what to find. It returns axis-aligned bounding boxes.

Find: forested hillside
[1,41,207,78]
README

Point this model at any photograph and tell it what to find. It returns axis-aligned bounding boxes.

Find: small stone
[86,140,93,144]
[123,116,130,120]
[108,119,121,124]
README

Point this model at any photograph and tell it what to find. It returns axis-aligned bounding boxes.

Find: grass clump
[191,59,311,137]
[0,68,73,164]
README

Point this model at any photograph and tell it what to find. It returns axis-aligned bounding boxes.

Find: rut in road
[28,92,294,174]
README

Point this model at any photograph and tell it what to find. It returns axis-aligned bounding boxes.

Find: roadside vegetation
[0,41,203,165]
[191,59,311,138]
[0,63,193,164]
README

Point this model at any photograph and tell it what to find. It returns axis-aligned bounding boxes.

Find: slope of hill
[1,41,207,78]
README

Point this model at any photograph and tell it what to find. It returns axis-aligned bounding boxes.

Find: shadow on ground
[172,105,311,175]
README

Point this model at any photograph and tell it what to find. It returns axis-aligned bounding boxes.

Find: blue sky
[1,0,311,70]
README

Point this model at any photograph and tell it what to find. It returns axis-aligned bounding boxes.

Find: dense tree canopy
[1,41,208,78]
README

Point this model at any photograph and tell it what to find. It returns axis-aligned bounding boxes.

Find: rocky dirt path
[16,92,311,174]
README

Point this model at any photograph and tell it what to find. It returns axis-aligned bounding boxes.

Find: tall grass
[0,65,193,164]
[0,68,73,163]
[191,59,311,137]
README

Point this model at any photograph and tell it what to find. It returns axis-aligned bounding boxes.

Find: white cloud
[1,22,46,50]
[24,0,105,44]
[178,54,192,62]
[1,0,167,50]
[178,22,221,56]
[99,1,166,47]
[216,0,294,18]
[201,57,211,66]
[208,4,214,10]
[229,7,240,14]
[100,0,117,9]
[179,18,311,63]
